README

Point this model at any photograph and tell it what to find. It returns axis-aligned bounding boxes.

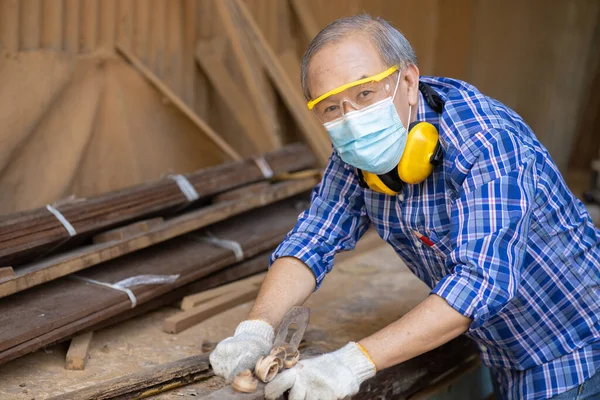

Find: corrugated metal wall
[0,0,598,214]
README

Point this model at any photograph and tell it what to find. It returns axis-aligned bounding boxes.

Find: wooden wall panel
[0,0,599,213]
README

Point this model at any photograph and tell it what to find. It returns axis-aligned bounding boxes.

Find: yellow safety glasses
[307,65,399,123]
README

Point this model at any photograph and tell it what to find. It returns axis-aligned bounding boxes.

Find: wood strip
[164,287,260,333]
[180,273,264,310]
[65,331,94,370]
[20,0,41,50]
[195,37,267,152]
[215,0,282,153]
[228,0,331,165]
[165,0,183,96]
[278,48,302,92]
[97,0,116,49]
[63,0,80,53]
[116,0,133,50]
[0,267,14,280]
[181,0,197,106]
[433,0,473,79]
[213,182,272,203]
[149,0,166,77]
[133,0,149,61]
[80,0,98,52]
[50,336,476,400]
[41,0,63,50]
[0,143,314,267]
[116,43,241,161]
[290,0,320,42]
[92,217,164,244]
[0,0,20,51]
[0,178,316,298]
[0,197,305,364]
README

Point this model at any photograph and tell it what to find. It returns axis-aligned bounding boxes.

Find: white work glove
[209,320,274,381]
[265,342,376,400]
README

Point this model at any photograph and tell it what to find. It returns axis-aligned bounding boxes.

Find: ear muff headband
[307,65,399,110]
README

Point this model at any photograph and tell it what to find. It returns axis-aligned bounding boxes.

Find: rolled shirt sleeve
[431,130,537,330]
[270,151,370,289]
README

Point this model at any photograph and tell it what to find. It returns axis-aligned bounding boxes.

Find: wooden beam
[41,0,63,50]
[0,178,316,299]
[228,0,331,165]
[215,0,282,153]
[0,267,14,280]
[115,43,241,161]
[92,217,164,244]
[195,37,271,153]
[289,0,320,42]
[65,331,94,370]
[164,287,260,333]
[180,273,265,310]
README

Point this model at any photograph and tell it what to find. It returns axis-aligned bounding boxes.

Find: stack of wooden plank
[0,143,319,365]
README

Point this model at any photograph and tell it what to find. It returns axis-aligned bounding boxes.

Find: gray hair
[300,14,418,100]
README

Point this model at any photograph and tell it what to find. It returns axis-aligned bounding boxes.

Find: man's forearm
[359,294,472,370]
[247,256,316,328]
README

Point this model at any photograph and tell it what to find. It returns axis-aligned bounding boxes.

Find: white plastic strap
[254,157,273,179]
[199,234,244,262]
[169,174,200,202]
[46,205,77,237]
[71,274,180,308]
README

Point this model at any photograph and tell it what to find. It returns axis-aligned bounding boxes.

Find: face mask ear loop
[407,105,412,128]
[391,71,401,101]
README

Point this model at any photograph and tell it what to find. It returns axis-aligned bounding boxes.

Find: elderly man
[210,15,600,400]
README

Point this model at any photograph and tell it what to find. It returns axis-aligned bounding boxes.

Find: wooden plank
[180,273,265,310]
[0,178,317,298]
[181,0,197,105]
[164,287,260,333]
[63,0,80,53]
[278,48,301,92]
[115,43,242,161]
[0,197,305,364]
[0,267,14,280]
[65,331,94,370]
[149,0,166,77]
[133,0,149,61]
[195,37,268,152]
[92,217,164,244]
[0,143,314,267]
[0,0,19,51]
[116,0,133,50]
[41,0,63,50]
[20,0,41,50]
[433,0,473,80]
[98,0,116,49]
[290,0,320,42]
[213,181,272,203]
[165,0,183,96]
[50,336,477,400]
[215,0,282,153]
[228,0,331,165]
[80,0,98,52]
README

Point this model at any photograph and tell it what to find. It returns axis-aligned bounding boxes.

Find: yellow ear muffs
[397,121,441,184]
[357,121,443,195]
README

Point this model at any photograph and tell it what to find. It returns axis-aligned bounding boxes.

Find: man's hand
[209,320,274,381]
[264,342,376,400]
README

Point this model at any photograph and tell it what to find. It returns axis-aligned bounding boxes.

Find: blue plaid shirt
[270,76,600,399]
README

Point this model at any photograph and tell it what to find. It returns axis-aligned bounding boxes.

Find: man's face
[306,34,419,127]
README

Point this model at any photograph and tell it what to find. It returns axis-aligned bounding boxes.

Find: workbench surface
[0,231,476,399]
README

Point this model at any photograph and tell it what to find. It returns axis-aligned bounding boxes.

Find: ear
[403,64,420,107]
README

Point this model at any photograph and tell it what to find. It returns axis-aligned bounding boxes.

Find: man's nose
[341,100,359,115]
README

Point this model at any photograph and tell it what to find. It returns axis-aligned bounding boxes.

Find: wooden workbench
[0,231,478,399]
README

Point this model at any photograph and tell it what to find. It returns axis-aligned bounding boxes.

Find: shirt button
[398,193,405,201]
[479,344,488,352]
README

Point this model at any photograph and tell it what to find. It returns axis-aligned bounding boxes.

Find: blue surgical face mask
[324,77,410,175]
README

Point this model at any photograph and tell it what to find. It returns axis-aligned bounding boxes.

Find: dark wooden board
[0,195,307,364]
[0,143,315,267]
[0,177,316,299]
